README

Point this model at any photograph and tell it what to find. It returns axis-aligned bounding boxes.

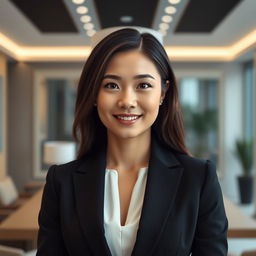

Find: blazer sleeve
[191,160,228,256]
[36,165,69,256]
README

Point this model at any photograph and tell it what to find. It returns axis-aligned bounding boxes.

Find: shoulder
[45,156,88,184]
[170,150,217,184]
[151,134,216,178]
[175,152,215,170]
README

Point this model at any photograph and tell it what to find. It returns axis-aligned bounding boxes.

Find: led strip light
[0,30,255,62]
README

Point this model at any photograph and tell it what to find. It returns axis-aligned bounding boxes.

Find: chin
[109,128,151,140]
[114,132,141,139]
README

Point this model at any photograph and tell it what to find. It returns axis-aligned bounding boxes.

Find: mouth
[113,114,143,125]
[113,114,143,121]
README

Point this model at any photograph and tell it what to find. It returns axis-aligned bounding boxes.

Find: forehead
[105,50,160,78]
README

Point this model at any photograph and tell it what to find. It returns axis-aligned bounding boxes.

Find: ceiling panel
[10,0,78,33]
[94,0,159,28]
[175,0,242,33]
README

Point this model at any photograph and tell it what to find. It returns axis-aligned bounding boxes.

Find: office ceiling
[9,0,241,33]
[0,0,255,61]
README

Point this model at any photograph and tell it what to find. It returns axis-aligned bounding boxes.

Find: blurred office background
[0,0,255,255]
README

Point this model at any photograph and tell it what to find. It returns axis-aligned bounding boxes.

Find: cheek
[97,91,106,105]
[97,93,112,111]
[96,93,109,121]
[148,103,160,114]
[141,103,160,126]
[142,94,161,112]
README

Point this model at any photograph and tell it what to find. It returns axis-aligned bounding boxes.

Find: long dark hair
[73,28,191,159]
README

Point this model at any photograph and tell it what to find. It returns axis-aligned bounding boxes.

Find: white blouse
[104,167,148,256]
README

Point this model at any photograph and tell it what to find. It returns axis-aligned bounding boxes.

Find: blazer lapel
[72,134,184,256]
[73,147,112,256]
[131,136,184,256]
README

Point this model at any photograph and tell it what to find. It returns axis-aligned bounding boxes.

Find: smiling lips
[113,114,142,125]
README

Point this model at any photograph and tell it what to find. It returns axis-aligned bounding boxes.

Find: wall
[8,62,34,191]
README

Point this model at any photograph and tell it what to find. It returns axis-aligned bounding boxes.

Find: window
[242,60,254,173]
[34,70,80,178]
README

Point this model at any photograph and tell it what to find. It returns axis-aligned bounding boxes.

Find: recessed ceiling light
[162,15,173,23]
[120,16,133,23]
[165,6,176,14]
[168,0,181,4]
[87,30,96,37]
[83,23,94,30]
[72,0,85,4]
[76,6,88,14]
[159,23,169,30]
[80,15,91,23]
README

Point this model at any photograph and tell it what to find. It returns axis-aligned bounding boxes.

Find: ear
[161,80,170,100]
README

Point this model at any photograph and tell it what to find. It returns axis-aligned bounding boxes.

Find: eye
[103,83,119,89]
[137,83,152,89]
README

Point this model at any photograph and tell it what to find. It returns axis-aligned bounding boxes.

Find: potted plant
[181,105,217,159]
[235,138,253,204]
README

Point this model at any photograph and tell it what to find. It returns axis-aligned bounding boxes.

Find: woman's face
[96,50,165,140]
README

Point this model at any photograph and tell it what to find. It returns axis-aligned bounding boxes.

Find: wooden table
[0,190,256,240]
[224,197,256,238]
[0,189,43,240]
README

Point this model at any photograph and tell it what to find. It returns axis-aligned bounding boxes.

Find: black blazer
[36,135,228,256]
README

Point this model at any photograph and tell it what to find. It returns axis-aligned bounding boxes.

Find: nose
[117,88,137,110]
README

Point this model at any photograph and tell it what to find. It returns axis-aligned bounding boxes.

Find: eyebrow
[102,74,155,80]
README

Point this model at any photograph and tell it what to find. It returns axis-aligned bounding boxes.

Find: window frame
[175,69,224,178]
[33,69,81,179]
[242,60,254,140]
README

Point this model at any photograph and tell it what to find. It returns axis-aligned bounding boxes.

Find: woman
[37,28,228,256]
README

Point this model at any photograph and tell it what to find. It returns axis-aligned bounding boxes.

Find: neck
[106,131,151,173]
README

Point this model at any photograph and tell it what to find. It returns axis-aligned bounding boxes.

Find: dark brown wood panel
[10,0,78,33]
[94,0,159,28]
[175,0,242,33]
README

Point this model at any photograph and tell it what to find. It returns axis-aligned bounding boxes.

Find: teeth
[117,116,140,121]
